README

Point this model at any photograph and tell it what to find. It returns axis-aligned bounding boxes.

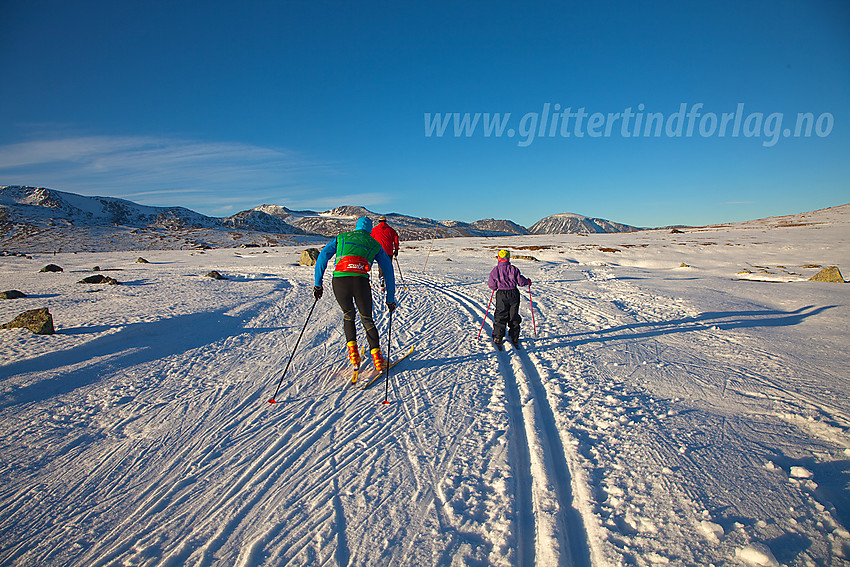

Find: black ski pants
[333,275,380,350]
[493,288,521,342]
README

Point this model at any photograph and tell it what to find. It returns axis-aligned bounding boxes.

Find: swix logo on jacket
[333,230,381,278]
[335,256,370,274]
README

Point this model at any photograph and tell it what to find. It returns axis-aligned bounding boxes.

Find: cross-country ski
[360,345,415,390]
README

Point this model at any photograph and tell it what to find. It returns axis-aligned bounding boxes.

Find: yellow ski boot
[347,341,361,367]
[371,347,386,373]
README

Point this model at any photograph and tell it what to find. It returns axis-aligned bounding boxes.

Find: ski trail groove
[514,350,592,567]
[421,272,594,566]
[412,273,565,566]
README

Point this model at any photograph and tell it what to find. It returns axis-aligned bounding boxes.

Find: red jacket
[371,221,399,257]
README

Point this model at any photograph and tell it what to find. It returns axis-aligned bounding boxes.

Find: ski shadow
[0,303,284,409]
[528,305,836,354]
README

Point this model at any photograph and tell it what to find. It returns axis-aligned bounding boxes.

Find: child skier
[487,249,531,348]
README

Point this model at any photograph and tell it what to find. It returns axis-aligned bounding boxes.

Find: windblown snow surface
[1,206,848,566]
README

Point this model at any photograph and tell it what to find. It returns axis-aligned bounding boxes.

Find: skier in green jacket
[314,217,397,372]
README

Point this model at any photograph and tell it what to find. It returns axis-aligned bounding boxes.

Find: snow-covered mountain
[529,212,641,234]
[469,218,529,235]
[220,210,307,235]
[0,185,221,229]
[2,185,640,253]
[0,186,311,252]
[254,204,528,240]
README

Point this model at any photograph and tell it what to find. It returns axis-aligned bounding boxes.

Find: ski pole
[423,233,435,271]
[477,289,495,340]
[268,296,318,404]
[394,257,408,290]
[382,309,393,405]
[528,284,537,338]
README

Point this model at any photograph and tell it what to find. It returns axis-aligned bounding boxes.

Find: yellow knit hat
[497,249,510,260]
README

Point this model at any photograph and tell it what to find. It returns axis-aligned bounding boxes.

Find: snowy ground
[0,206,848,566]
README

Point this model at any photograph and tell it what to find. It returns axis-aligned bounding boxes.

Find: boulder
[1,290,27,299]
[1,307,54,335]
[136,257,150,263]
[809,266,845,283]
[299,248,321,266]
[205,271,227,280]
[78,275,122,285]
[40,264,63,273]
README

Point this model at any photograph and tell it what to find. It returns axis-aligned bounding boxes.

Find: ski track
[409,273,591,567]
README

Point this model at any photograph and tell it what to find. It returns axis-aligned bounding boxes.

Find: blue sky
[1,1,848,228]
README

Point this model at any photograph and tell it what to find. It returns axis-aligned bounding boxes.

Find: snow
[1,206,849,566]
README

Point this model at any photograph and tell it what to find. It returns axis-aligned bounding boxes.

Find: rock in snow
[0,290,27,299]
[1,307,54,334]
[736,542,780,566]
[298,248,320,266]
[78,275,121,285]
[809,265,845,282]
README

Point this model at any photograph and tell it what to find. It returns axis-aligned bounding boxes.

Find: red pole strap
[477,289,495,340]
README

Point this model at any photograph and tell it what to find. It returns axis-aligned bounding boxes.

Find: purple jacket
[488,260,530,291]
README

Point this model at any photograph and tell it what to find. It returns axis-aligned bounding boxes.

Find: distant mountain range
[0,185,642,252]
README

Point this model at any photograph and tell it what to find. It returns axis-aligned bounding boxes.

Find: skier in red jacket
[371,215,399,290]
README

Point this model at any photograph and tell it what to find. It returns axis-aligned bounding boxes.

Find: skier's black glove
[313,285,323,300]
[526,279,532,286]
[387,301,397,313]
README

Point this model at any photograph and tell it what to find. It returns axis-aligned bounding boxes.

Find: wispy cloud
[0,135,357,214]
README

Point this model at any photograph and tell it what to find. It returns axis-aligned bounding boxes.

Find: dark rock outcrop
[1,307,54,334]
[1,290,27,299]
[299,248,321,266]
[79,275,121,285]
[809,266,845,283]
